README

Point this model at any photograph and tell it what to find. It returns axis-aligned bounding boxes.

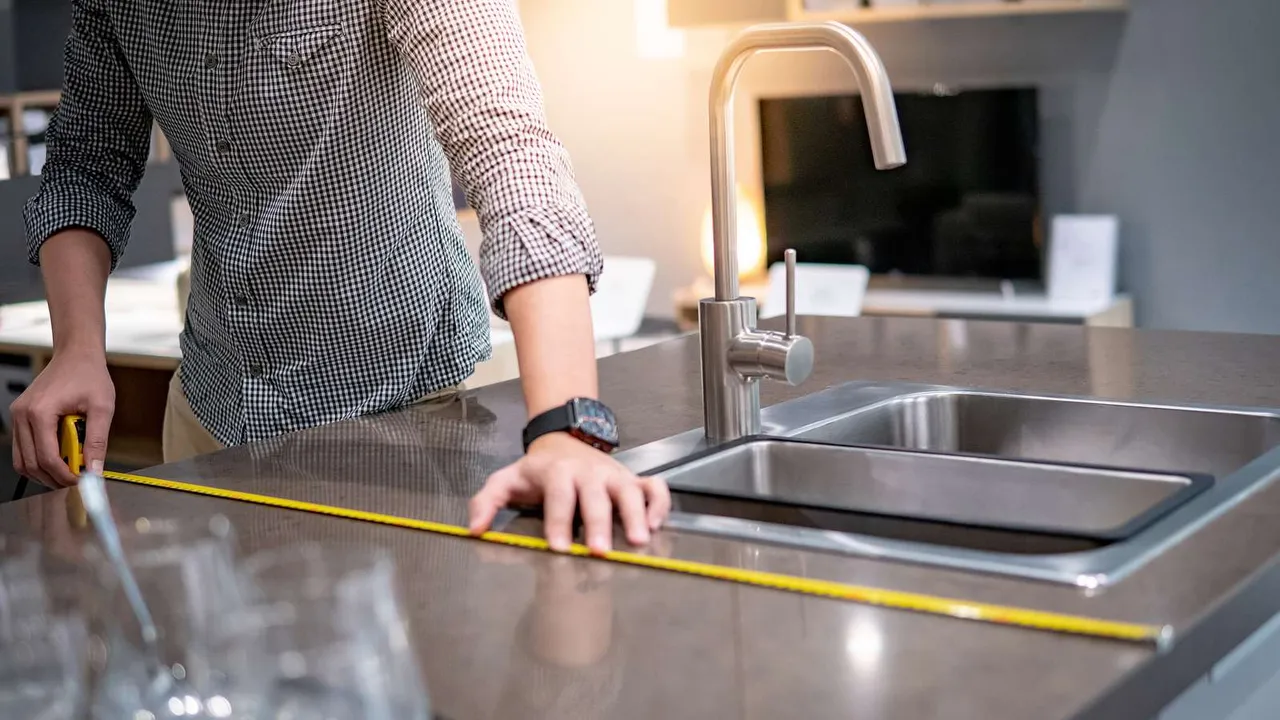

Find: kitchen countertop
[8,316,1280,719]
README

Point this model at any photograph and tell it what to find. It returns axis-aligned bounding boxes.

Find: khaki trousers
[162,373,225,464]
[161,372,463,464]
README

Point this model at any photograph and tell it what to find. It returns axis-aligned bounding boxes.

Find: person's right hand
[10,351,115,488]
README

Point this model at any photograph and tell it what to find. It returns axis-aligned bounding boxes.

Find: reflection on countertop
[8,316,1280,718]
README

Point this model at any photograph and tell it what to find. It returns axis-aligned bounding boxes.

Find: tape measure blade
[99,470,1168,647]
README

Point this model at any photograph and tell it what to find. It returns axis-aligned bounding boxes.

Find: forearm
[385,0,603,317]
[39,230,110,359]
[504,275,598,419]
[23,0,152,274]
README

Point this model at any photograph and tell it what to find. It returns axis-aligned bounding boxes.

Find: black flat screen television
[759,87,1042,280]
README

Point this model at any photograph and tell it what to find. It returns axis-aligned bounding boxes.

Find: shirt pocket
[233,21,352,188]
[255,24,345,69]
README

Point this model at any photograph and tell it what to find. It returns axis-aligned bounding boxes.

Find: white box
[762,262,870,319]
[1047,215,1120,305]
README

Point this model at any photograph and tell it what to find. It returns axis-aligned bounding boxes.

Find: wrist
[524,391,600,422]
[53,340,107,364]
[526,431,583,454]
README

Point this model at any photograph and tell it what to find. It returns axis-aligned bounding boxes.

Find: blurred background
[0,0,1278,486]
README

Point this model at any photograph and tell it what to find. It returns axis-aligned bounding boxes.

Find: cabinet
[0,1,17,94]
[0,0,72,92]
[0,90,60,177]
[1160,610,1280,720]
[667,0,788,27]
[666,0,1128,28]
[0,0,73,177]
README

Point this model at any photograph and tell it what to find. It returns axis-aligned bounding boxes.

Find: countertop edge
[1076,543,1280,718]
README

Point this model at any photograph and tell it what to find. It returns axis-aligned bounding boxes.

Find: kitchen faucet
[700,21,906,441]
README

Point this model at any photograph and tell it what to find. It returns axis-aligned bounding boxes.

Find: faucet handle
[784,248,797,338]
[727,249,814,386]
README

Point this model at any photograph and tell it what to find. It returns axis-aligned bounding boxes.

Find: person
[9,0,669,553]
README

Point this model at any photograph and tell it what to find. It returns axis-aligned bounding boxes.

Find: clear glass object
[0,535,51,640]
[243,543,431,720]
[86,514,270,719]
[0,615,88,720]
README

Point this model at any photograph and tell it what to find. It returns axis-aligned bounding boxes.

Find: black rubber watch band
[522,405,573,451]
[522,398,620,454]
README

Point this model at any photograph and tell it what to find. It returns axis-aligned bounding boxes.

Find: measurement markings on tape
[96,469,1174,650]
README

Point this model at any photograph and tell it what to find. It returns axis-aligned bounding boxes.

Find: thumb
[469,465,521,535]
[83,406,114,475]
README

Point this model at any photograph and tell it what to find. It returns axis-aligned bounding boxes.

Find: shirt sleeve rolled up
[23,0,155,270]
[383,0,603,318]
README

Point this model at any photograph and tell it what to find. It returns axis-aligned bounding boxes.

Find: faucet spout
[709,21,905,300]
[699,21,905,442]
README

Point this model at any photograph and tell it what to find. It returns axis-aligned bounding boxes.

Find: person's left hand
[469,433,671,555]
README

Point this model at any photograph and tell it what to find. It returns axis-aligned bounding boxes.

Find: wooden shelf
[1,91,63,176]
[3,90,61,108]
[789,0,1129,23]
[668,0,1128,29]
[1,89,172,178]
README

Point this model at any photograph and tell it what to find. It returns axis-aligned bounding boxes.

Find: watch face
[570,398,620,450]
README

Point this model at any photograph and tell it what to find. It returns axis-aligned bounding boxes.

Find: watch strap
[522,398,619,453]
[522,404,574,452]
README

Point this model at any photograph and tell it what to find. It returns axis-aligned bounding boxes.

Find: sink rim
[647,434,1216,544]
[778,383,1280,442]
[616,381,1280,587]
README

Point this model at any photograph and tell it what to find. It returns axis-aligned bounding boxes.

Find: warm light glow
[844,616,884,673]
[701,185,766,282]
[634,0,685,60]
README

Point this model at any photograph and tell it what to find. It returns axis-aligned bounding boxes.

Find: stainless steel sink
[658,438,1209,540]
[616,382,1280,586]
[788,389,1280,479]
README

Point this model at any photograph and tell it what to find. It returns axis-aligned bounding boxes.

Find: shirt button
[215,140,232,156]
[237,213,253,229]
[248,363,265,378]
[232,293,250,307]
[285,53,304,68]
[204,53,220,69]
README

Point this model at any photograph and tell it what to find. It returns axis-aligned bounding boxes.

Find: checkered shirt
[23,0,602,446]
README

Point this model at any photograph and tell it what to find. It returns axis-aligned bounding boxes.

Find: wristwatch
[522,398,620,453]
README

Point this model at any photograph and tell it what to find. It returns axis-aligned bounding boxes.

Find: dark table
[7,316,1280,719]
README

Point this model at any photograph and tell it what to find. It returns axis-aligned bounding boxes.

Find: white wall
[515,0,1127,319]
[518,0,1280,332]
[517,0,723,317]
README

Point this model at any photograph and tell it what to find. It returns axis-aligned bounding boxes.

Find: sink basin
[653,438,1211,542]
[616,382,1280,586]
[788,390,1280,479]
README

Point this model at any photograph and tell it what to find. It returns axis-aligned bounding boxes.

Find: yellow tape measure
[61,417,1172,649]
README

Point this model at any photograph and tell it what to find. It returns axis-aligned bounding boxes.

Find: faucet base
[700,297,762,441]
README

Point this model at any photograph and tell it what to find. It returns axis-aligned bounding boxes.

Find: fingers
[32,411,77,488]
[12,408,53,488]
[541,467,578,553]
[578,479,614,554]
[642,476,672,532]
[470,453,670,555]
[468,465,520,535]
[11,407,27,478]
[611,480,650,548]
[83,404,115,474]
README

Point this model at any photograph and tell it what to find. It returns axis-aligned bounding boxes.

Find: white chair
[474,256,656,386]
[592,256,657,353]
[761,261,869,319]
